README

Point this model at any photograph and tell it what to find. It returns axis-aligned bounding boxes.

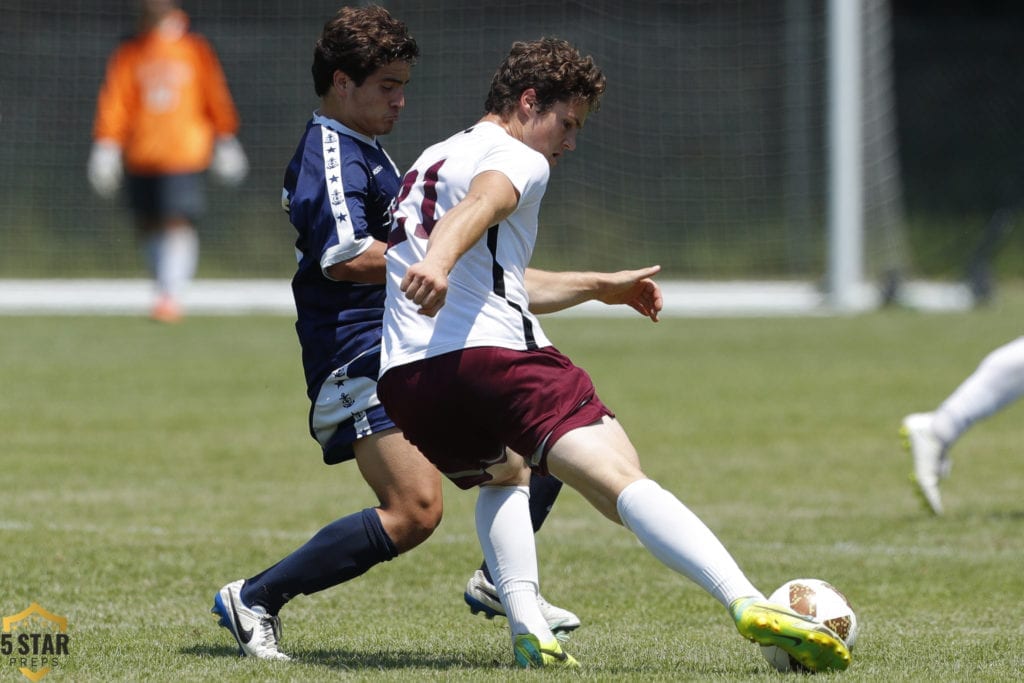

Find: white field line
[0,278,974,316]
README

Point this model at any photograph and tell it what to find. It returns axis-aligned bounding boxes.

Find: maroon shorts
[378,346,613,489]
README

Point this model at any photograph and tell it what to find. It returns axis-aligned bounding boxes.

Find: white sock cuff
[476,484,529,509]
[616,478,661,531]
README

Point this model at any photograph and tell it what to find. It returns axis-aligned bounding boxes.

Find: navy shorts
[309,347,396,465]
[126,172,206,222]
[378,346,614,489]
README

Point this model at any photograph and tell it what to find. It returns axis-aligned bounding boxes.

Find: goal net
[383,0,909,289]
[0,0,908,310]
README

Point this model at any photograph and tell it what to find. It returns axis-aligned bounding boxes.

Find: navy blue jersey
[283,113,401,397]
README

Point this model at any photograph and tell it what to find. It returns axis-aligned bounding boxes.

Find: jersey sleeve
[286,128,377,278]
[477,140,550,207]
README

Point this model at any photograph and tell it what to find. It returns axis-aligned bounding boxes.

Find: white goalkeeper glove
[210,135,249,186]
[87,140,123,199]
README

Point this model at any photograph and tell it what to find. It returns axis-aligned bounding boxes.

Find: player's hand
[595,265,663,322]
[86,141,123,199]
[210,136,249,186]
[401,261,449,317]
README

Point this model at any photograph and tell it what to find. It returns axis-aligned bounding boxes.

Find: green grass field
[3,288,1024,681]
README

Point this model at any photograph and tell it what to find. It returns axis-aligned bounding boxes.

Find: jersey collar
[312,111,377,147]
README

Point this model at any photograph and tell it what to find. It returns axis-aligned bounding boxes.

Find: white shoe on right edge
[464,570,581,637]
[900,413,950,515]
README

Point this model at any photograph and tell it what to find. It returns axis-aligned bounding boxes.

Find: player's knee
[408,497,443,537]
[385,495,443,550]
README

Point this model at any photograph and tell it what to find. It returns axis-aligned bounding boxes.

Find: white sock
[933,336,1024,444]
[160,227,198,299]
[475,485,552,640]
[616,478,762,608]
[144,228,198,300]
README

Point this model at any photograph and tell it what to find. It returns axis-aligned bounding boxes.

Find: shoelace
[259,613,282,648]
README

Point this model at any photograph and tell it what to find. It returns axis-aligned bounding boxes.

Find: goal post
[828,0,866,311]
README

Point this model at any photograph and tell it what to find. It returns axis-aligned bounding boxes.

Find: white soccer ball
[759,578,859,672]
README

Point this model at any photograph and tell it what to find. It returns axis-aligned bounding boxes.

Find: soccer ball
[759,578,858,672]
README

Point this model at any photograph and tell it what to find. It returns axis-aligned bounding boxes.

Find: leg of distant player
[902,335,1024,514]
[142,217,197,322]
[130,173,203,322]
[929,336,1024,444]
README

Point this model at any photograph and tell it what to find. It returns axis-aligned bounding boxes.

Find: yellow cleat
[731,597,851,672]
[513,633,580,669]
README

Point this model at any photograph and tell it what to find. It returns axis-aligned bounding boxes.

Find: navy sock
[480,474,563,582]
[241,507,398,614]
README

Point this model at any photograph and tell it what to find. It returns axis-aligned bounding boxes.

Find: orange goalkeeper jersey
[92,10,240,175]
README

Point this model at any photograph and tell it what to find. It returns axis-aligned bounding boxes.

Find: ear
[519,88,538,114]
[333,70,351,95]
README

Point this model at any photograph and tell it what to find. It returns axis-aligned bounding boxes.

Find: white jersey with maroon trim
[381,121,553,373]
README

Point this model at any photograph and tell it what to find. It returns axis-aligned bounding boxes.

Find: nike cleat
[900,412,949,515]
[513,633,580,669]
[731,597,851,673]
[212,579,290,661]
[464,569,580,639]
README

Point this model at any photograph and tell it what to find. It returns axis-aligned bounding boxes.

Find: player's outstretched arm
[525,265,662,322]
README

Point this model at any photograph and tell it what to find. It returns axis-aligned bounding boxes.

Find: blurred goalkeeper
[87,0,248,322]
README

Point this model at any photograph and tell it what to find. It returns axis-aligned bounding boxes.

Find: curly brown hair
[484,37,606,116]
[312,5,419,96]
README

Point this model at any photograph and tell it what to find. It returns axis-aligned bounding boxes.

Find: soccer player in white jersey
[902,335,1024,514]
[378,37,852,671]
[210,7,576,661]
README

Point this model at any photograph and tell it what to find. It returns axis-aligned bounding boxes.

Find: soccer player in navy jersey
[378,37,851,671]
[209,6,574,661]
